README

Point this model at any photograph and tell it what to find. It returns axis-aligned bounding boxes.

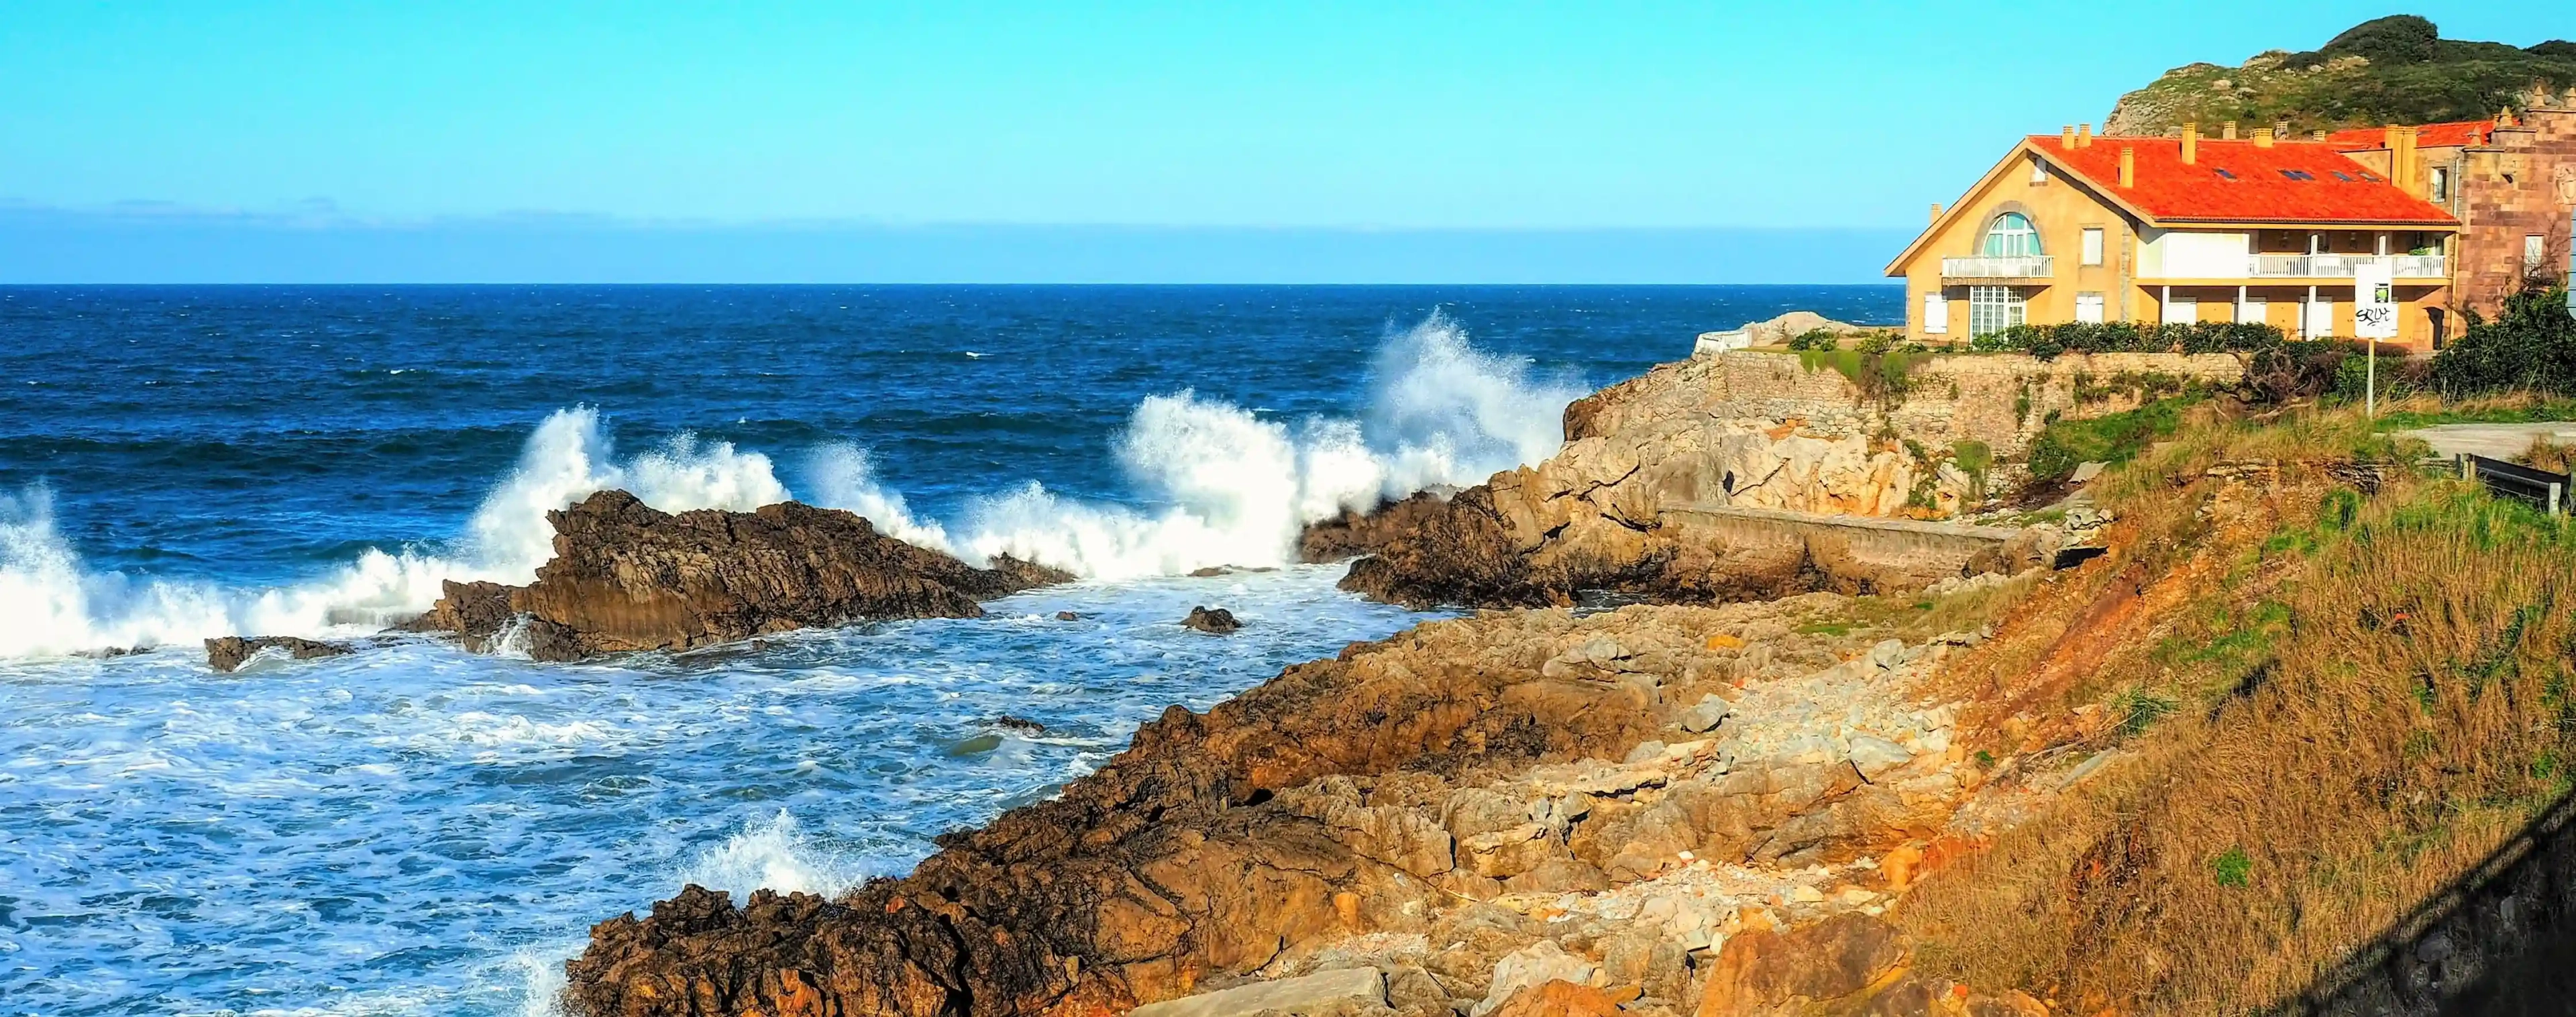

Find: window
[2277,169,2316,181]
[2213,168,2237,180]
[2430,167,2450,203]
[1968,286,2025,337]
[2080,228,2106,267]
[2238,295,2267,325]
[2029,158,2047,184]
[1922,292,1949,335]
[1982,213,2042,257]
[2075,292,2106,324]
[2530,235,2549,271]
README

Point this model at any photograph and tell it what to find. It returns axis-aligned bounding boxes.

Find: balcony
[1941,254,2054,280]
[2243,254,2449,280]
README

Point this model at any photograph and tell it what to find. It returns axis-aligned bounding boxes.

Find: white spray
[1,314,1577,657]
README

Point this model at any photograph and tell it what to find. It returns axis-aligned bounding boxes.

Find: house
[1886,123,2463,350]
[2326,93,2576,317]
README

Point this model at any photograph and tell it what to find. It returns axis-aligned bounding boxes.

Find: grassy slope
[1891,403,2576,1012]
[2104,38,2576,135]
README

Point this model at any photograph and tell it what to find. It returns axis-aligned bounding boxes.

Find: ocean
[0,284,1900,1016]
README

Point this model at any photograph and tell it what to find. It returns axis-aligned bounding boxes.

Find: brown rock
[1490,980,1627,1017]
[203,635,352,673]
[1299,492,1466,564]
[1695,914,1910,1017]
[409,490,1071,659]
[1183,606,1241,634]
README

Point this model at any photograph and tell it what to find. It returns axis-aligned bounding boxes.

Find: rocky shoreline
[564,591,2048,1017]
[547,347,2188,1016]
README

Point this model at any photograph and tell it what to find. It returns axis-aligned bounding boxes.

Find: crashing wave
[0,313,1576,657]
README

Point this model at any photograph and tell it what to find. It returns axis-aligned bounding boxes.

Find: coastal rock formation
[1182,606,1241,634]
[1325,350,2233,609]
[563,594,1998,1017]
[204,635,354,672]
[409,490,1070,659]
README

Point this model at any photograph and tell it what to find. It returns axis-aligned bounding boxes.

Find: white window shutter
[1923,292,1949,334]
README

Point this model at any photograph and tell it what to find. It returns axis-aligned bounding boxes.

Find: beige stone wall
[1627,350,2243,457]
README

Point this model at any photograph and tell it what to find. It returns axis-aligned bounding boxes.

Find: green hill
[2103,15,2576,136]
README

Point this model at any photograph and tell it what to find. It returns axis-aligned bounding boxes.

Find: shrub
[2430,288,2576,396]
[1786,328,1841,351]
[1972,321,2289,358]
[2026,396,2196,482]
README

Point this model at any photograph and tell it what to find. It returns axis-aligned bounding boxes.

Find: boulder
[1680,694,1733,733]
[1476,942,1601,1017]
[204,635,352,673]
[1487,980,1630,1017]
[1129,967,1387,1017]
[1693,914,1908,1017]
[407,490,1070,659]
[1184,606,1242,634]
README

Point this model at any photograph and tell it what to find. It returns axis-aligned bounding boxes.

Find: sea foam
[0,314,1574,657]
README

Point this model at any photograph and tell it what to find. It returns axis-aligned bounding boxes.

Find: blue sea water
[0,284,1899,1016]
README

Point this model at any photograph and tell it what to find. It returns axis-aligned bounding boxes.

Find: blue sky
[0,2,2560,281]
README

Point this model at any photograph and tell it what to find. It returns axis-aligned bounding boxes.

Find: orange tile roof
[2322,120,2497,150]
[2031,135,2459,226]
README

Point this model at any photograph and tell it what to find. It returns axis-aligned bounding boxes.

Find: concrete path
[2399,423,2576,460]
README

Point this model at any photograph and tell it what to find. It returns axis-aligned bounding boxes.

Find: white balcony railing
[2245,254,2448,279]
[1941,254,2055,279]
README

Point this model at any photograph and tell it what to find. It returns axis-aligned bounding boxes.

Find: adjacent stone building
[2329,92,2576,323]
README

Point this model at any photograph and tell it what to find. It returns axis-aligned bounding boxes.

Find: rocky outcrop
[409,490,1069,660]
[205,635,353,673]
[563,596,1995,1017]
[1182,606,1241,634]
[1325,350,2233,610]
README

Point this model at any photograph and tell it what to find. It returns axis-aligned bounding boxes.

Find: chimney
[2254,127,2275,148]
[2182,122,2198,164]
[2274,119,2292,139]
[2310,129,2328,143]
[2397,126,2420,195]
[2383,123,2402,152]
[1930,203,1943,224]
[2222,121,2239,140]
[2061,125,2077,150]
[2078,123,2093,148]
[2119,146,2136,188]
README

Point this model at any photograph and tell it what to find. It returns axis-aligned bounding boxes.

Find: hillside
[2104,15,2576,136]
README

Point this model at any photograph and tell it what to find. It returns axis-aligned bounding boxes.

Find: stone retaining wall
[1654,350,2244,457]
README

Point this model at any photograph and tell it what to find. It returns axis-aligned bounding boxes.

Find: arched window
[1982,213,2042,257]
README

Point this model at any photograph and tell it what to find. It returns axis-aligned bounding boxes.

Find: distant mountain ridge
[2104,15,2576,136]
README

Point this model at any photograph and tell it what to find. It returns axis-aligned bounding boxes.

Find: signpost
[2354,261,2398,418]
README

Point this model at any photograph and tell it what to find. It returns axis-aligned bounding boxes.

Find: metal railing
[2460,454,2569,515]
[2247,254,2447,279]
[1940,254,2054,279]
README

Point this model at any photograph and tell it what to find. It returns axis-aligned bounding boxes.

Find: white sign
[2354,262,2398,340]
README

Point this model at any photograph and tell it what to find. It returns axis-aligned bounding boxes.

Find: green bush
[1786,329,1841,351]
[2429,288,2576,396]
[2027,396,2196,482]
[1972,321,2290,358]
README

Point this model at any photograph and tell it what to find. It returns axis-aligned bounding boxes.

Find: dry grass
[1896,403,2576,1014]
[2518,434,2575,475]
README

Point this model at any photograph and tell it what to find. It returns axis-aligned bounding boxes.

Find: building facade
[2329,94,2576,319]
[1888,124,2462,350]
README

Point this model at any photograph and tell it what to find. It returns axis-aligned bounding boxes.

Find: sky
[0,1,2561,282]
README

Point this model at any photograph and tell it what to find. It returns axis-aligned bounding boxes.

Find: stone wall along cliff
[1326,350,2234,608]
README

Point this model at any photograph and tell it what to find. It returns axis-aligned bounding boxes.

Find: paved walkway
[2399,423,2576,461]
